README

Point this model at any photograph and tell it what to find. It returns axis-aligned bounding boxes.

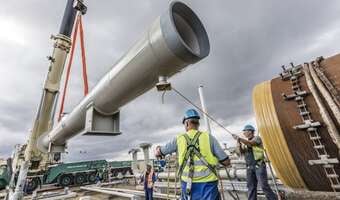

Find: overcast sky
[0,0,340,162]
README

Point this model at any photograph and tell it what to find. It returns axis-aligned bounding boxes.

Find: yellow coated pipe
[252,81,307,189]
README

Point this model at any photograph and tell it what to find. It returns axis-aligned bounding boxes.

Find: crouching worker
[155,109,231,200]
[140,164,156,200]
[232,125,277,200]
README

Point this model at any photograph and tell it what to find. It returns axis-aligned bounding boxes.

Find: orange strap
[58,14,89,122]
[79,16,89,95]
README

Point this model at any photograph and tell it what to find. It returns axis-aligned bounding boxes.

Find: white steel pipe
[80,187,140,199]
[198,85,211,133]
[37,1,210,152]
[128,149,140,172]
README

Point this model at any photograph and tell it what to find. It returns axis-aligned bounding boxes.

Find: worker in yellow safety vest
[155,109,231,200]
[232,125,277,200]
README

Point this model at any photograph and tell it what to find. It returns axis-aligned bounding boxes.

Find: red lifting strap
[58,14,89,122]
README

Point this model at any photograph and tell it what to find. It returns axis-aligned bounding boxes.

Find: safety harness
[178,132,214,198]
[177,131,240,200]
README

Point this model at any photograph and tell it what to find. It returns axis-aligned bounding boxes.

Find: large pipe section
[253,55,340,192]
[37,1,210,152]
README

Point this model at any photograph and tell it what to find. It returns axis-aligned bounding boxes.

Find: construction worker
[140,164,156,200]
[232,125,277,200]
[155,109,230,200]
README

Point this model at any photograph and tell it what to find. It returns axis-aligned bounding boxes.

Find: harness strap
[191,147,217,177]
[177,131,202,179]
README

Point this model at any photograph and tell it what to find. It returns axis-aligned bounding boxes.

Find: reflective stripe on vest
[177,130,219,183]
[182,168,212,178]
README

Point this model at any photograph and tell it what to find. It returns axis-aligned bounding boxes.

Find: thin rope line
[172,87,235,135]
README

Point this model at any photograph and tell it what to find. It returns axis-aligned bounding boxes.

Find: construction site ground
[1,178,339,200]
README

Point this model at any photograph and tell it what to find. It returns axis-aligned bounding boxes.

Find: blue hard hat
[243,124,255,132]
[182,109,200,124]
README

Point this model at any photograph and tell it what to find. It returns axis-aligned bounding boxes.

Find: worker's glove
[231,134,239,140]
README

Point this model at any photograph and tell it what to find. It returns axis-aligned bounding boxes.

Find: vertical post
[128,149,140,173]
[9,161,29,200]
[139,143,152,170]
[264,150,282,200]
[198,85,211,134]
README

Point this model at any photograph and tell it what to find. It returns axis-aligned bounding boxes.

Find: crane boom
[24,0,80,168]
[37,1,210,154]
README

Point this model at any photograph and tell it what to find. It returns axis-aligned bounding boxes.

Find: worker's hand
[155,146,163,159]
[221,158,231,167]
[231,134,239,140]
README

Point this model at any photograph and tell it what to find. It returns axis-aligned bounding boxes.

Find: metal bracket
[279,63,303,80]
[48,142,66,153]
[293,121,321,130]
[282,90,308,100]
[156,76,172,91]
[308,157,339,166]
[73,0,87,15]
[83,103,121,136]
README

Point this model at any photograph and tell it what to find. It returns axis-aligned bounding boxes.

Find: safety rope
[217,169,226,200]
[223,167,239,200]
[58,14,89,122]
[172,87,235,136]
[264,149,282,200]
[166,156,170,200]
[174,157,178,198]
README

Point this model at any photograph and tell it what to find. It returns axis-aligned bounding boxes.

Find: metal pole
[264,150,282,200]
[129,149,140,173]
[198,85,230,200]
[140,143,152,169]
[198,85,211,134]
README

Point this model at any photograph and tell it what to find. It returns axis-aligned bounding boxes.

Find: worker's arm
[152,172,157,183]
[236,140,245,154]
[139,174,144,184]
[232,134,261,147]
[239,137,256,146]
[210,135,230,167]
[155,138,177,158]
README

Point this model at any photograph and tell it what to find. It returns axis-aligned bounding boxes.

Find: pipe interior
[171,2,210,58]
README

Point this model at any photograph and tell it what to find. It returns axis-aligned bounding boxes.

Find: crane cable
[58,14,89,122]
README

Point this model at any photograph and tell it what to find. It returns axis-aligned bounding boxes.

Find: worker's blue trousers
[247,163,277,200]
[145,188,153,200]
[181,181,220,200]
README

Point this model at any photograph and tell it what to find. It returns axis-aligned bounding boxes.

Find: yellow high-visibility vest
[252,146,265,161]
[242,143,265,161]
[177,130,218,182]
